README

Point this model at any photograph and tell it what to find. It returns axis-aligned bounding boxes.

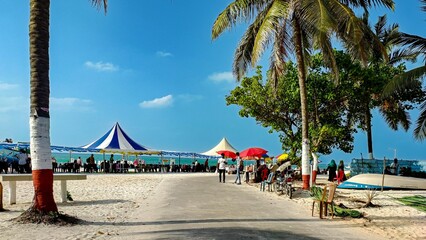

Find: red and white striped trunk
[30,116,57,212]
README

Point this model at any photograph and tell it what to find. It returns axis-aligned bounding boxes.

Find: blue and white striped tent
[82,122,158,154]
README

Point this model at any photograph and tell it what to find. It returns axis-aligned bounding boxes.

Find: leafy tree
[385,0,426,140]
[351,14,426,158]
[212,0,394,189]
[226,63,355,166]
[20,0,107,223]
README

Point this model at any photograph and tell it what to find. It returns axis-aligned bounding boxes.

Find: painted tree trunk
[293,19,310,189]
[29,0,57,213]
[311,152,319,184]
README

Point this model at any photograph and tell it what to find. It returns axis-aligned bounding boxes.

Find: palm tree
[385,0,426,140]
[354,14,425,159]
[212,0,394,189]
[27,0,107,217]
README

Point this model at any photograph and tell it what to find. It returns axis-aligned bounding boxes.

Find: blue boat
[338,173,426,190]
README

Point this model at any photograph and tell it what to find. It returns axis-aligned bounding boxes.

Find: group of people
[217,152,244,184]
[326,158,402,183]
[326,159,347,182]
[0,149,31,174]
[217,153,282,184]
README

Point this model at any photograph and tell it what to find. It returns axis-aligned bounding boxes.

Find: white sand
[0,173,425,239]
[280,176,426,240]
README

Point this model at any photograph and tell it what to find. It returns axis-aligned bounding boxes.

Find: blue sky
[0,0,424,162]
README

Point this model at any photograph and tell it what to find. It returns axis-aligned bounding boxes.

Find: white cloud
[208,72,234,83]
[139,95,173,108]
[50,97,93,111]
[0,82,19,91]
[85,61,119,72]
[156,51,173,57]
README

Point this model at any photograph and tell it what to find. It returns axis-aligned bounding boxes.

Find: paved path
[117,174,385,240]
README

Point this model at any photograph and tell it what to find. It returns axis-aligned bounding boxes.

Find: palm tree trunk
[366,108,374,159]
[293,19,310,190]
[29,0,57,213]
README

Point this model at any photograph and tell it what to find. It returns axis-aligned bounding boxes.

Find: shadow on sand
[122,226,322,240]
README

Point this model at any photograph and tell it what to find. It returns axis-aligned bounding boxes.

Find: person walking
[326,160,337,182]
[234,152,243,185]
[336,160,347,183]
[217,153,227,183]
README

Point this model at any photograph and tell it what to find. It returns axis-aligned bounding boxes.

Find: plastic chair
[312,183,337,219]
[324,183,337,218]
[260,172,274,192]
[312,185,328,219]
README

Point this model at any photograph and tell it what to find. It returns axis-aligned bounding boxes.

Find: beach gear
[277,153,289,161]
[312,183,337,219]
[239,147,268,159]
[216,150,237,158]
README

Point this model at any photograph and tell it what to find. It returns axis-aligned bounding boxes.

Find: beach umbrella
[216,150,237,159]
[277,153,289,161]
[240,147,268,159]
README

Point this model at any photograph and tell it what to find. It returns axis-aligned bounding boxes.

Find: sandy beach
[0,173,425,239]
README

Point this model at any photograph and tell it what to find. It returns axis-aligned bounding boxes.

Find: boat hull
[338,174,426,190]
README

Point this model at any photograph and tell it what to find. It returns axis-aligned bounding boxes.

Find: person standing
[87,154,95,173]
[76,156,82,167]
[337,160,347,183]
[17,149,28,173]
[326,160,337,182]
[390,158,399,176]
[234,152,243,185]
[204,158,209,172]
[217,153,227,183]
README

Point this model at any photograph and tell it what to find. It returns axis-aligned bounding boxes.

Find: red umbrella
[216,150,237,159]
[240,147,268,159]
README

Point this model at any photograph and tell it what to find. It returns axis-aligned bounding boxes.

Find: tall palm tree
[212,0,394,189]
[385,0,426,140]
[355,14,424,159]
[28,0,107,215]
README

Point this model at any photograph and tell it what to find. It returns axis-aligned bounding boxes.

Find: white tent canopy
[201,137,238,156]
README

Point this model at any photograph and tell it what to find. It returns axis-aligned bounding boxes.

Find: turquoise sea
[51,152,329,169]
[52,152,215,166]
[2,149,329,169]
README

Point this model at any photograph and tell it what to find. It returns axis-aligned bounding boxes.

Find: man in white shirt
[390,158,399,175]
[217,153,227,183]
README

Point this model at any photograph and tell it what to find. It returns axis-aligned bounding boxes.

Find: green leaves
[397,195,426,212]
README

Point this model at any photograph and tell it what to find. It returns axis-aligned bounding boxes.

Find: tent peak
[201,138,238,157]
